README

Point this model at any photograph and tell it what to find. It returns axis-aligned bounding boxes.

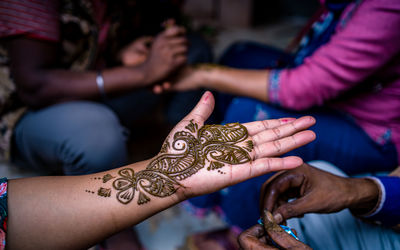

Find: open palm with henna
[109,91,316,205]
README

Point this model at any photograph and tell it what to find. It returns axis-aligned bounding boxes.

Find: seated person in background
[0,0,212,176]
[0,92,316,250]
[239,162,400,250]
[160,0,400,233]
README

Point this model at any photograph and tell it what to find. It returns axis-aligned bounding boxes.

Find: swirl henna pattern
[95,120,253,205]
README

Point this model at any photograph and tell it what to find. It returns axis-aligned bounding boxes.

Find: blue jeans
[12,101,129,175]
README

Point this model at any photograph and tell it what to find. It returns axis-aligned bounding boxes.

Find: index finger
[262,173,305,216]
[251,116,316,145]
[259,171,286,212]
[163,26,186,37]
[263,211,310,250]
[238,225,276,250]
[244,116,315,136]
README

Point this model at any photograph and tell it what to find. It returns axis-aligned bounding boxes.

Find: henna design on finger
[91,119,253,205]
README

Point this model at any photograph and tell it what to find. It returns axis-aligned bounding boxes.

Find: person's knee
[224,97,271,123]
[12,102,129,175]
[219,41,251,65]
[56,103,128,175]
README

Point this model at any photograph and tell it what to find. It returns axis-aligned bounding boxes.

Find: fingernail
[204,92,210,101]
[203,91,212,101]
[264,210,275,223]
[281,118,296,124]
[274,213,283,224]
[263,210,281,232]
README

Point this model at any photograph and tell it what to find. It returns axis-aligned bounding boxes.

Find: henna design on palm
[98,119,253,205]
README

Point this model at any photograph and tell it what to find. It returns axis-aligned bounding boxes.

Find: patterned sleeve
[268,69,284,105]
[0,0,59,41]
[0,178,7,250]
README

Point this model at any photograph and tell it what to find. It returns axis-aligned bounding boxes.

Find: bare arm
[8,26,187,108]
[164,65,270,102]
[6,92,316,250]
[200,66,270,102]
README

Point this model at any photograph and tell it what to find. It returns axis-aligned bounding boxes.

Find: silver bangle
[96,71,107,99]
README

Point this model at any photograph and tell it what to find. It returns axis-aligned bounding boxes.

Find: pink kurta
[269,0,400,162]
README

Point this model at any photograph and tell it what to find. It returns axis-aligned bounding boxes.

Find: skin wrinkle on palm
[89,119,254,205]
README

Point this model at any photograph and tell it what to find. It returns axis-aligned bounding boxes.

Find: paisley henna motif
[95,119,253,205]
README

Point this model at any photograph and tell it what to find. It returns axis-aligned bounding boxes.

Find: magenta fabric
[269,0,400,162]
[0,0,59,41]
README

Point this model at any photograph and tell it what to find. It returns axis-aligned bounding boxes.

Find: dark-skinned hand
[261,163,379,224]
[142,24,187,85]
[119,36,153,66]
[238,210,311,249]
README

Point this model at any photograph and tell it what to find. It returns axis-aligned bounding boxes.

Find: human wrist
[138,61,156,86]
[96,71,107,99]
[195,68,212,89]
[348,177,380,215]
[193,63,226,89]
[358,176,400,227]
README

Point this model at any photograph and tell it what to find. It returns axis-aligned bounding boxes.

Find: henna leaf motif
[198,123,248,145]
[116,188,135,204]
[102,174,115,183]
[204,144,251,164]
[138,192,151,205]
[185,119,198,133]
[244,140,254,152]
[207,161,224,171]
[97,187,111,197]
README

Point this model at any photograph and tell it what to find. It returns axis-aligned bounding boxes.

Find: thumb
[138,36,153,50]
[274,198,310,222]
[182,91,215,124]
[263,210,310,249]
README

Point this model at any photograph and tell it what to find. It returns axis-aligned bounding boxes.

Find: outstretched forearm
[195,66,270,102]
[18,65,150,107]
[177,64,269,102]
[8,38,155,108]
[7,160,180,250]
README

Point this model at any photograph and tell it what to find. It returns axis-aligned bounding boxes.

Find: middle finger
[253,130,316,158]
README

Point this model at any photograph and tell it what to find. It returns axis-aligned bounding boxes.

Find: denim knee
[13,101,129,175]
[58,102,129,175]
